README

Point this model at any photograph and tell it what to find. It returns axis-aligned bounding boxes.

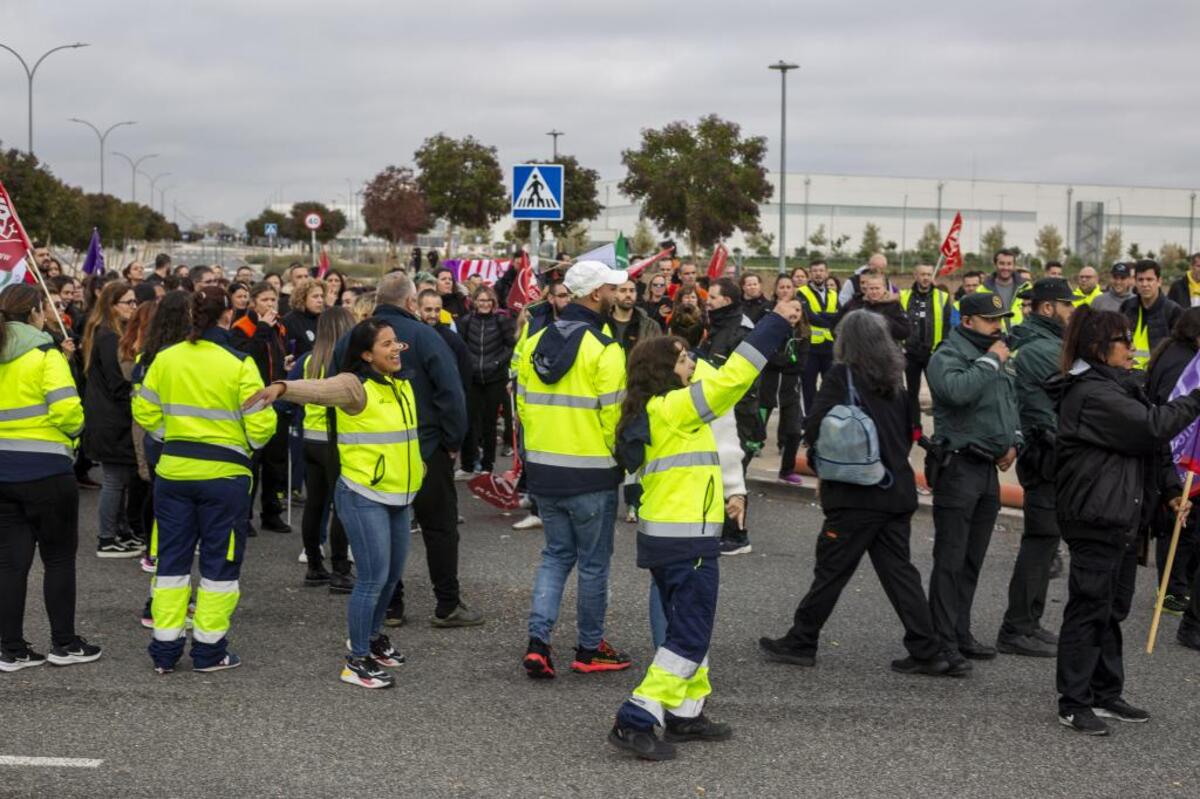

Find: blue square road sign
[512,164,564,221]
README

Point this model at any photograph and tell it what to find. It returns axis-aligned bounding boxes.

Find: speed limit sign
[304,213,322,231]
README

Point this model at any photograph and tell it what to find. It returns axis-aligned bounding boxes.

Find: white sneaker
[298,545,326,564]
[453,469,474,482]
[625,507,637,523]
[518,494,532,510]
[512,514,543,531]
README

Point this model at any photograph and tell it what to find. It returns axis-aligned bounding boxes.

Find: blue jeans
[527,490,617,650]
[334,481,411,657]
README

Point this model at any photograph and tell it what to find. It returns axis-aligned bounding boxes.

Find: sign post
[303,213,322,269]
[512,164,564,273]
[264,222,278,259]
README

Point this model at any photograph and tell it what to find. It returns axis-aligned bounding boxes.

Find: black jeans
[1155,512,1199,599]
[301,441,350,572]
[904,352,931,427]
[784,507,941,660]
[762,367,805,476]
[391,446,461,617]
[1056,533,1137,713]
[0,474,80,655]
[1001,481,1060,637]
[929,455,1000,649]
[249,415,288,520]
[464,379,507,472]
[800,347,834,421]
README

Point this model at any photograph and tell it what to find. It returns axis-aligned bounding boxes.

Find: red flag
[0,179,36,289]
[937,212,964,276]
[706,244,729,281]
[627,246,676,280]
[317,248,330,278]
[506,250,539,313]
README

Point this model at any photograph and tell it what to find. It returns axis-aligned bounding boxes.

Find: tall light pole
[110,151,157,203]
[142,171,172,205]
[69,117,135,196]
[159,185,176,217]
[0,42,88,155]
[769,60,799,274]
[546,129,564,160]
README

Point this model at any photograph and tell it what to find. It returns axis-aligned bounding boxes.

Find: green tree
[808,223,827,250]
[630,218,656,255]
[559,223,591,255]
[620,114,771,256]
[916,222,940,258]
[513,154,601,239]
[414,134,508,253]
[981,225,1007,260]
[831,233,851,255]
[290,201,346,246]
[1102,229,1124,268]
[857,222,883,259]
[745,231,775,257]
[1160,242,1189,273]
[1127,242,1143,261]
[244,208,290,242]
[361,165,431,253]
[1035,224,1064,263]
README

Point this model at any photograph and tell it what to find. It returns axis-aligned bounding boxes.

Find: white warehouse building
[590,172,1200,264]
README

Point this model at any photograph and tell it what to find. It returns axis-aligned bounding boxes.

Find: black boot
[304,562,331,586]
[663,714,733,743]
[329,569,355,594]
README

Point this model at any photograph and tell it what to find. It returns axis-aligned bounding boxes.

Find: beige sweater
[277,373,368,415]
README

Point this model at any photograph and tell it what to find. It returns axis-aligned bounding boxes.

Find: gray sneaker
[996,633,1056,658]
[431,603,484,628]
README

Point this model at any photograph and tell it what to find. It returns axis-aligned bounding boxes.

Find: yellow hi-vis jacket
[1072,285,1102,307]
[300,354,330,442]
[132,330,277,481]
[899,287,949,348]
[0,323,82,477]
[335,375,424,505]
[797,284,838,345]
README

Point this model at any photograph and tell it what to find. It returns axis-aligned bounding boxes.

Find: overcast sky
[3,1,1198,227]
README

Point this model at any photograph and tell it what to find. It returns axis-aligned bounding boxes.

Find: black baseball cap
[1111,262,1131,277]
[1018,277,1075,304]
[959,292,1013,319]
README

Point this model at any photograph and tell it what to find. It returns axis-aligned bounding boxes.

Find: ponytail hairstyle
[308,306,355,379]
[616,335,689,444]
[1147,307,1200,375]
[188,285,232,343]
[141,290,192,368]
[81,280,133,372]
[0,283,44,355]
[1059,304,1131,374]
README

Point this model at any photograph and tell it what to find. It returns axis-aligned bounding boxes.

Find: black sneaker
[890,655,953,676]
[1178,624,1200,651]
[97,538,141,559]
[758,636,815,666]
[719,534,752,556]
[1094,698,1150,723]
[431,603,485,628]
[996,633,1056,658]
[304,563,331,586]
[385,605,407,628]
[261,515,292,534]
[571,640,631,673]
[47,636,102,666]
[523,637,555,679]
[0,643,46,672]
[328,570,355,594]
[663,714,733,742]
[1162,594,1189,616]
[194,653,242,673]
[958,636,997,660]
[608,723,676,761]
[369,635,405,668]
[340,655,395,689]
[1059,708,1110,736]
[942,649,973,676]
[1032,625,1059,645]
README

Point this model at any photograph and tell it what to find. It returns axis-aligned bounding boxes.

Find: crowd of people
[4,241,1200,759]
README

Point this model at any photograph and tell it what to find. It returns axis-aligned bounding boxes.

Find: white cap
[564,260,628,298]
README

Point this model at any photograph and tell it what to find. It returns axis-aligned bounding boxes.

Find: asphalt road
[2,480,1199,799]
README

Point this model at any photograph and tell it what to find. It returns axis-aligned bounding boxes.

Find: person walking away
[758,310,959,677]
[0,285,101,671]
[758,275,810,486]
[457,286,515,476]
[899,263,951,427]
[132,287,277,673]
[1122,259,1181,370]
[925,292,1021,674]
[81,280,145,558]
[1052,305,1200,734]
[517,261,631,678]
[798,259,839,416]
[607,300,802,760]
[1090,262,1135,313]
[996,279,1076,657]
[248,319,423,688]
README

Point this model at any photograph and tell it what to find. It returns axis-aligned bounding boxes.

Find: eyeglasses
[1110,334,1133,345]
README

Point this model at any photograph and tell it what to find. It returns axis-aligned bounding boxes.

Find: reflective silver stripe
[671,696,705,718]
[689,382,717,423]
[198,578,238,593]
[137,386,161,405]
[338,430,417,445]
[302,429,329,442]
[525,450,617,469]
[733,340,767,370]
[152,627,184,642]
[627,693,665,727]
[652,647,701,679]
[515,384,527,397]
[163,403,242,421]
[598,389,626,407]
[155,575,190,589]
[190,628,227,644]
[638,519,717,538]
[150,428,165,442]
[522,391,598,409]
[44,387,78,404]
[0,438,73,458]
[243,402,273,415]
[341,477,417,507]
[0,404,48,421]
[642,451,720,475]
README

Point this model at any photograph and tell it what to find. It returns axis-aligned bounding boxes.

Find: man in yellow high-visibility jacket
[898,263,951,427]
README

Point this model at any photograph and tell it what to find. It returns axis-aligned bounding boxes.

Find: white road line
[0,756,103,768]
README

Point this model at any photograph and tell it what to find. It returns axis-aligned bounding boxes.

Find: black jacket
[282,309,320,357]
[804,363,917,514]
[1122,292,1182,356]
[1166,275,1197,309]
[82,328,135,465]
[441,291,468,320]
[1053,359,1200,540]
[1146,340,1198,406]
[434,323,471,393]
[458,312,516,384]
[699,302,763,448]
[743,295,771,323]
[231,311,289,385]
[834,297,911,341]
[765,300,810,375]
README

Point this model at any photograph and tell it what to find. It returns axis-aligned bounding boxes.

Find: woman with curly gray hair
[759,310,962,677]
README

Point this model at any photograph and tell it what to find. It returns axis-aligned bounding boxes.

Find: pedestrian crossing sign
[512,164,564,221]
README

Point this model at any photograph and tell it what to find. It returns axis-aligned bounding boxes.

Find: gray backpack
[813,368,891,487]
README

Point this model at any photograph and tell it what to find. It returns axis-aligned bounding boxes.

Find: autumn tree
[915,222,940,259]
[981,225,1007,260]
[362,166,431,256]
[857,222,883,259]
[630,218,656,255]
[1102,229,1124,268]
[1035,225,1064,263]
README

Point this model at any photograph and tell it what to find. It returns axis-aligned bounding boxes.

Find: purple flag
[81,228,104,275]
[1168,348,1200,494]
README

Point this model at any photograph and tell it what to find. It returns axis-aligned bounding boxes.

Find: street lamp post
[0,42,88,155]
[546,129,563,159]
[69,117,135,196]
[110,151,157,203]
[159,185,176,217]
[768,60,799,274]
[141,171,172,206]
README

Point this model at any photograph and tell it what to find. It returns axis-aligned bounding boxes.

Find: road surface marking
[0,756,103,768]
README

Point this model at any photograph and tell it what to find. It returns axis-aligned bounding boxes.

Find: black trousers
[903,352,931,427]
[784,507,941,660]
[1056,533,1137,713]
[1001,481,1060,637]
[249,415,288,520]
[463,379,507,473]
[0,474,79,655]
[391,446,461,616]
[762,367,805,477]
[800,347,834,421]
[1185,557,1200,633]
[301,441,350,572]
[1155,512,1199,599]
[929,455,1000,649]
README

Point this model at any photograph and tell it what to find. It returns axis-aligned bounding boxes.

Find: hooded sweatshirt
[0,322,78,482]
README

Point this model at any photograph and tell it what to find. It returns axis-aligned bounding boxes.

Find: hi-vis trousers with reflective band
[617,556,719,730]
[149,475,250,670]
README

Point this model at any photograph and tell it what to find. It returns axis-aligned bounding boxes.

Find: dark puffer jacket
[458,312,516,384]
[82,327,135,465]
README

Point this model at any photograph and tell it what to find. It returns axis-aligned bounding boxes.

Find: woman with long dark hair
[640,274,672,330]
[759,274,811,485]
[323,270,347,308]
[82,280,144,558]
[457,285,515,476]
[1053,305,1200,735]
[247,319,423,689]
[0,284,100,671]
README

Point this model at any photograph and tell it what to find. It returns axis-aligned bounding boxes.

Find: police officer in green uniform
[925,292,1021,673]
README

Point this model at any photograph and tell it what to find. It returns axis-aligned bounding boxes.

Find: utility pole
[1190,192,1196,254]
[69,117,135,196]
[936,181,944,231]
[0,42,88,155]
[111,151,157,203]
[546,129,563,159]
[768,61,799,274]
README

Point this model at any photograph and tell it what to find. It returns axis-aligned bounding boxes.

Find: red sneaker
[571,640,631,673]
[523,638,556,679]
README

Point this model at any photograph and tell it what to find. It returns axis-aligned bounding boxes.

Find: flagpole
[1147,469,1194,653]
[26,253,69,339]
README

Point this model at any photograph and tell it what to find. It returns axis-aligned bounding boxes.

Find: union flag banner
[0,179,35,289]
[937,212,964,276]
